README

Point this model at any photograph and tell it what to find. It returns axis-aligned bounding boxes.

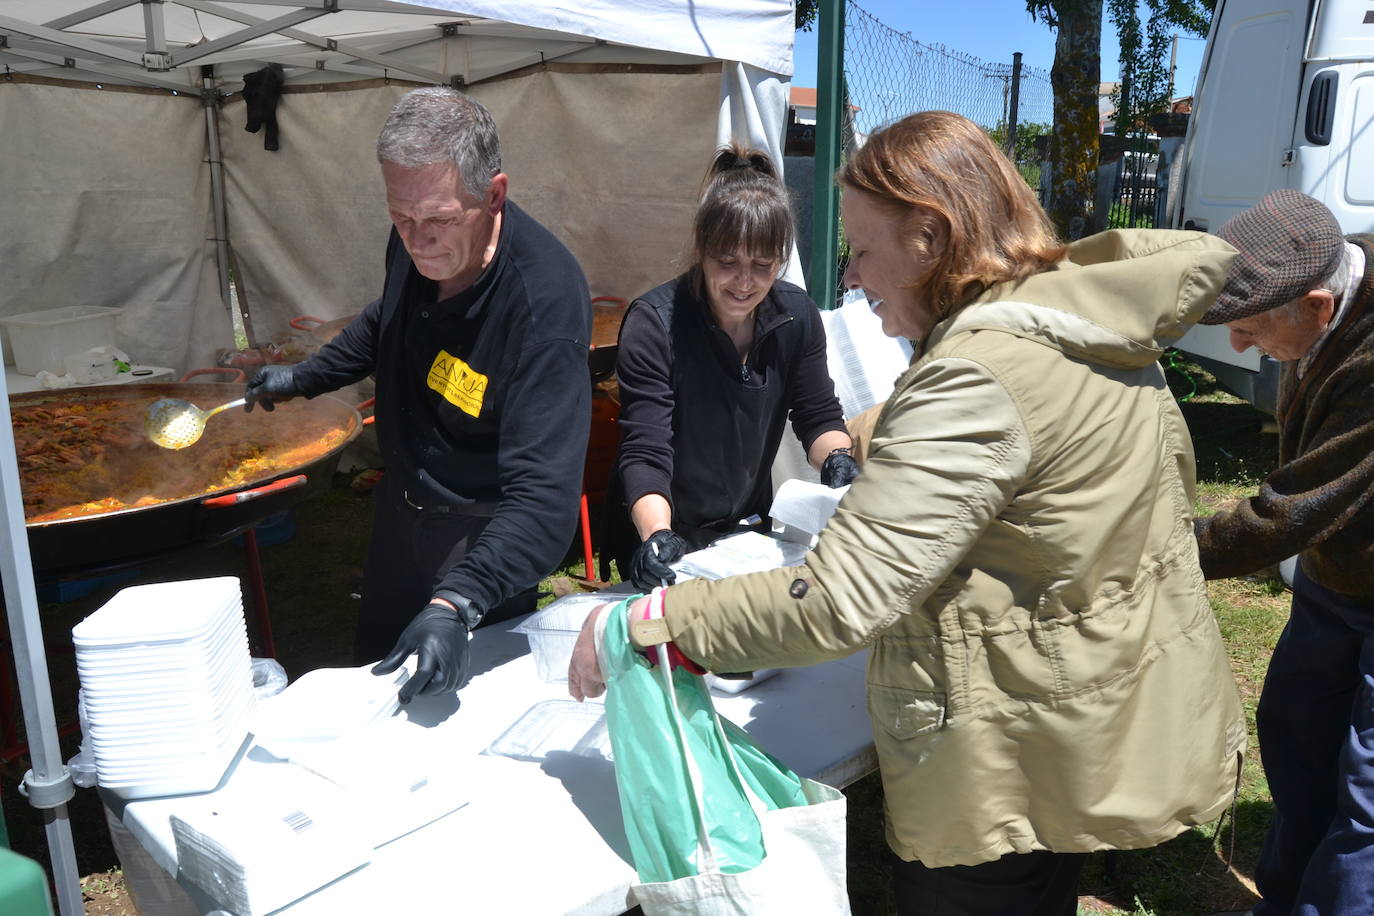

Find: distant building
[790,86,818,125]
[787,86,863,150]
[1098,81,1121,132]
[1099,82,1194,134]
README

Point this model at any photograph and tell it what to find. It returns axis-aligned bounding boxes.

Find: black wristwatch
[432,589,483,630]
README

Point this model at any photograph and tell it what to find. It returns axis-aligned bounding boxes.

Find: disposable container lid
[511,592,617,635]
[76,617,247,668]
[85,683,254,735]
[76,619,248,671]
[250,665,407,744]
[73,578,242,646]
[81,652,253,721]
[485,699,611,763]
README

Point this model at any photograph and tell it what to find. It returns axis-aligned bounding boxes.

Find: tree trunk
[1046,0,1101,240]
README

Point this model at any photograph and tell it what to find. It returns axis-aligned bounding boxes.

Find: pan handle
[203,475,307,508]
[181,367,248,384]
[357,397,376,427]
[290,315,327,331]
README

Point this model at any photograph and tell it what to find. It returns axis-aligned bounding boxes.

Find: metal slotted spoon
[145,396,247,450]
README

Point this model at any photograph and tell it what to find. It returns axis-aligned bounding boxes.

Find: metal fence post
[1007,52,1023,156]
[810,0,844,307]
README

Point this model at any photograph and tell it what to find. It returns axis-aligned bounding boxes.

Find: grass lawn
[2,355,1285,915]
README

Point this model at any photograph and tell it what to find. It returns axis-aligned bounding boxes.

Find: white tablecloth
[110,616,875,916]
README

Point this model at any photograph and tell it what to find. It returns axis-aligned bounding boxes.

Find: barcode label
[282,810,314,833]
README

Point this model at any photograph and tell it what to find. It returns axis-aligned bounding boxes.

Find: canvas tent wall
[0,0,798,374]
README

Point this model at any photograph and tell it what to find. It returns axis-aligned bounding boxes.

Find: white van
[1167,0,1374,410]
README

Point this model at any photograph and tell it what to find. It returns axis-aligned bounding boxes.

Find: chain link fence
[843,0,1054,182]
[813,1,1057,301]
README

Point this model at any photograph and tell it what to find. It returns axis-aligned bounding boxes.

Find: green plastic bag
[597,597,809,884]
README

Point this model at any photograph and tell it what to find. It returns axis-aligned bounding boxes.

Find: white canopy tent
[0,3,799,913]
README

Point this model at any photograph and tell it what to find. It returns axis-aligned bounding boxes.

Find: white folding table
[109,615,876,915]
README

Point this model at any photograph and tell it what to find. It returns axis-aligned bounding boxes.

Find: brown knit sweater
[1196,235,1374,597]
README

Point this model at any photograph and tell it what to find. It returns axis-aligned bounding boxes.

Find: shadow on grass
[845,772,896,914]
[1178,401,1275,489]
[1081,799,1273,915]
[844,769,1275,916]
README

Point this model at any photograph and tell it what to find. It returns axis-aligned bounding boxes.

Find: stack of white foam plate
[73,576,256,800]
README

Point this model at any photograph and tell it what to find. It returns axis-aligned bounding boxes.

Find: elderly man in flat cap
[1194,189,1374,916]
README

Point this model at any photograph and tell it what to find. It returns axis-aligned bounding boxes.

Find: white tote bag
[628,641,851,916]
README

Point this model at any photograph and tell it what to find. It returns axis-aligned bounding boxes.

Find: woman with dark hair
[606,143,856,591]
[573,111,1246,914]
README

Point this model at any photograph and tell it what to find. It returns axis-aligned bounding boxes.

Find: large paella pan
[12,383,363,576]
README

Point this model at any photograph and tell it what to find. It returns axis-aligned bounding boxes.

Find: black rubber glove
[628,529,688,591]
[372,603,472,704]
[820,448,860,488]
[244,365,299,413]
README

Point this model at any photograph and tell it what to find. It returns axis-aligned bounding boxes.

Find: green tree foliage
[986,120,1053,168]
[1027,0,1212,238]
[1109,0,1211,139]
[987,121,1053,191]
[796,0,819,32]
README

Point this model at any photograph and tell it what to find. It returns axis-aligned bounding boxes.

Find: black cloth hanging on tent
[241,64,285,151]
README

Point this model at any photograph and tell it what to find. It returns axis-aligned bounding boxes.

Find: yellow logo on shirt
[427,350,487,417]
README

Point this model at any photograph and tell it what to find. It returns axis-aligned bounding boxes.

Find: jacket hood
[928,229,1237,369]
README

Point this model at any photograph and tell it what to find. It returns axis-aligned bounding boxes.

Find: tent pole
[0,374,83,916]
[809,0,845,307]
[202,67,234,322]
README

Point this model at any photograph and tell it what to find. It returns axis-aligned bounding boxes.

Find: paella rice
[13,397,351,522]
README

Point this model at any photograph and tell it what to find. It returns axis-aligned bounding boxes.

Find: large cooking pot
[589,296,628,383]
[12,383,362,577]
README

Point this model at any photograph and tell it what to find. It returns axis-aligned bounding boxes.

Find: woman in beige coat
[569,111,1245,915]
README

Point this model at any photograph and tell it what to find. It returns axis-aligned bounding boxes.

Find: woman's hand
[568,596,653,701]
[568,602,608,701]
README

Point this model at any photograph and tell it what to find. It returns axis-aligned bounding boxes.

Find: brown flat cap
[1198,189,1344,325]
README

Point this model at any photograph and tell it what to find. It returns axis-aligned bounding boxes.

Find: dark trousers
[1253,566,1374,916]
[891,850,1086,916]
[353,475,535,665]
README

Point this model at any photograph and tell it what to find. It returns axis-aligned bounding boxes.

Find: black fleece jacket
[291,201,591,613]
[614,272,846,547]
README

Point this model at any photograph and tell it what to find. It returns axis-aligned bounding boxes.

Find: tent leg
[202,68,238,333]
[0,376,83,914]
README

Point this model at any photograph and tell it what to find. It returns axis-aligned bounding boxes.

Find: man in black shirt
[246,87,591,702]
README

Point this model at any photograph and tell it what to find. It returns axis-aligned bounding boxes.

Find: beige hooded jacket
[659,229,1247,867]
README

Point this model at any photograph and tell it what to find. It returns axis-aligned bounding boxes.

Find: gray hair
[1316,241,1352,297]
[1275,241,1352,324]
[376,87,502,199]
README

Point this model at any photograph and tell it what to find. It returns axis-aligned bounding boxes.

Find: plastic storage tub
[512,592,618,682]
[0,305,121,375]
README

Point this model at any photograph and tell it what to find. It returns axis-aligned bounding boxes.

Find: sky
[791,0,1208,103]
